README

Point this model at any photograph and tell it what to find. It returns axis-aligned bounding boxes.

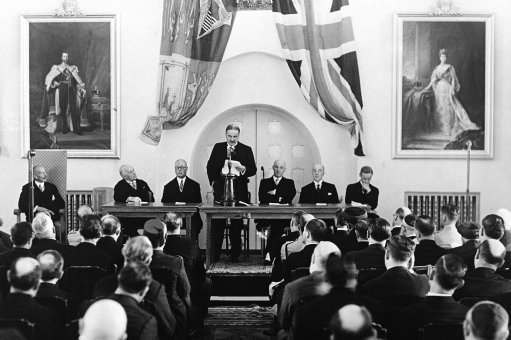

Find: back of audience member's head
[343,207,368,227]
[80,299,128,340]
[415,215,435,237]
[163,212,182,234]
[77,205,94,219]
[37,250,64,282]
[299,213,315,233]
[101,214,121,236]
[80,214,102,240]
[441,204,459,223]
[394,206,412,224]
[403,214,417,228]
[121,236,153,264]
[117,261,152,296]
[32,212,55,239]
[326,254,359,289]
[290,210,305,231]
[354,220,369,241]
[457,222,481,240]
[433,254,466,291]
[8,257,41,293]
[368,218,390,242]
[305,218,328,242]
[143,219,167,248]
[482,214,505,240]
[11,221,34,247]
[330,304,377,340]
[475,239,506,269]
[464,301,509,340]
[0,329,26,340]
[386,235,416,264]
[309,241,341,273]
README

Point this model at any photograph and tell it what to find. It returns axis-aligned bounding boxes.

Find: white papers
[221,159,242,176]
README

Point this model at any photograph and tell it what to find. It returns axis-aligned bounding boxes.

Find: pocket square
[327,192,332,196]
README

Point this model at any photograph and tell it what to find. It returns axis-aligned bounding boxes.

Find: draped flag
[273,0,365,155]
[142,0,237,144]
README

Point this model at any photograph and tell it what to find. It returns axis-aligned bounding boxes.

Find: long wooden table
[100,202,200,237]
[201,204,342,267]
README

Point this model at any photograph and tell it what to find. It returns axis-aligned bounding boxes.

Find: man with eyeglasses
[161,159,203,241]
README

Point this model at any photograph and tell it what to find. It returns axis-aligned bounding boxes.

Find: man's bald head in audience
[79,299,127,340]
[37,250,64,282]
[8,257,41,295]
[464,301,509,340]
[329,304,377,340]
[475,239,506,270]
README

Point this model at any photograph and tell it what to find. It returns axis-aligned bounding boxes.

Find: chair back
[35,296,68,322]
[413,265,432,276]
[0,318,35,340]
[419,322,463,340]
[0,266,9,298]
[357,267,385,285]
[289,267,310,282]
[60,266,109,304]
[92,187,114,213]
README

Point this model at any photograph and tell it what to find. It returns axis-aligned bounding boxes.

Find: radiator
[66,190,93,232]
[405,192,480,227]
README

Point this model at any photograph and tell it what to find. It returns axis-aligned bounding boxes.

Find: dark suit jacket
[395,296,468,340]
[66,242,114,271]
[114,179,154,203]
[258,177,296,204]
[449,240,479,270]
[161,176,203,230]
[0,247,34,267]
[164,235,206,292]
[347,243,386,269]
[37,282,68,300]
[345,181,379,210]
[0,230,12,253]
[109,294,158,340]
[30,238,74,267]
[285,244,317,279]
[414,239,446,266]
[298,181,339,204]
[18,181,65,220]
[96,236,124,270]
[362,266,430,301]
[0,293,57,340]
[453,268,511,300]
[206,141,257,202]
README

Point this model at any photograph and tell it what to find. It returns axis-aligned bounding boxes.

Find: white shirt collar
[427,292,452,297]
[273,176,282,183]
[313,180,323,187]
[177,176,186,183]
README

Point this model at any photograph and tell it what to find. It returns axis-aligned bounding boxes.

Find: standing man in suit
[206,124,257,262]
[18,165,65,221]
[345,166,379,211]
[114,164,155,236]
[161,159,203,241]
[258,160,296,261]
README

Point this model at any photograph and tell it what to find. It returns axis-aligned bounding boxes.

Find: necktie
[39,183,44,192]
[130,181,137,190]
[316,184,320,191]
[179,179,184,192]
[275,178,280,186]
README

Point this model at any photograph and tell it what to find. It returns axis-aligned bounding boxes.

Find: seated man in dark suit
[109,262,158,340]
[480,214,511,268]
[114,164,155,236]
[414,215,445,265]
[347,218,390,269]
[97,214,124,270]
[395,254,469,339]
[163,212,211,330]
[332,207,366,253]
[0,257,57,340]
[0,218,13,252]
[345,166,379,211]
[0,221,34,267]
[18,165,65,221]
[30,212,73,265]
[258,160,296,261]
[79,299,127,340]
[449,222,481,270]
[464,301,509,340]
[454,239,511,300]
[161,159,203,241]
[36,250,68,300]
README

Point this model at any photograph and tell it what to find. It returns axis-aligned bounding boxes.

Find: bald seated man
[161,159,203,240]
[299,164,340,204]
[18,165,65,221]
[464,301,509,340]
[329,304,377,340]
[258,160,296,260]
[79,299,128,340]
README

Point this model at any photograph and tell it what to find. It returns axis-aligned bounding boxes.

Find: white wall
[1,0,510,232]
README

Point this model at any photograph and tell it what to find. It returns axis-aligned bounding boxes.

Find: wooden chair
[289,267,310,282]
[414,265,432,276]
[418,322,464,340]
[0,318,35,340]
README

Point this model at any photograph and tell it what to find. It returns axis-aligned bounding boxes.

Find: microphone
[260,166,265,177]
[466,140,472,150]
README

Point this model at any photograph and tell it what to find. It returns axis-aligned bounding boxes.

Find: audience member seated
[414,215,445,265]
[0,257,57,340]
[329,304,378,340]
[278,241,340,334]
[400,214,417,240]
[79,299,128,340]
[93,236,176,340]
[65,205,94,247]
[31,212,72,262]
[454,239,511,300]
[449,222,481,270]
[97,214,124,270]
[347,218,390,269]
[36,250,68,300]
[0,221,34,267]
[280,212,314,261]
[395,254,469,339]
[66,215,114,271]
[108,262,158,340]
[293,254,380,340]
[333,207,367,253]
[351,219,370,251]
[496,208,511,252]
[0,217,13,252]
[391,206,412,236]
[463,301,509,340]
[480,214,511,268]
[163,212,211,331]
[435,204,462,249]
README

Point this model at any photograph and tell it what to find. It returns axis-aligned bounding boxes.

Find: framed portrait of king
[21,15,120,158]
[392,14,494,158]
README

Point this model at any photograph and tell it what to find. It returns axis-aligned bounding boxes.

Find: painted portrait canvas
[393,14,494,158]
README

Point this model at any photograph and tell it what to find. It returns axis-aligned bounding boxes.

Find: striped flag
[273,0,365,155]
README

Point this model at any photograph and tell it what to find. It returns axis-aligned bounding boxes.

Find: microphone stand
[27,150,36,222]
[223,147,236,207]
[465,141,472,220]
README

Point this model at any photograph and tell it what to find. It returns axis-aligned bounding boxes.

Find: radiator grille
[66,190,93,232]
[405,192,480,227]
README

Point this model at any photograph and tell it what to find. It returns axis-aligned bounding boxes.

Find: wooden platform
[207,254,271,276]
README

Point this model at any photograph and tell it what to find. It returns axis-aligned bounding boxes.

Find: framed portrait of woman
[20,14,120,158]
[392,13,494,158]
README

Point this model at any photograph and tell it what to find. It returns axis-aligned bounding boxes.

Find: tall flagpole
[466,141,472,220]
